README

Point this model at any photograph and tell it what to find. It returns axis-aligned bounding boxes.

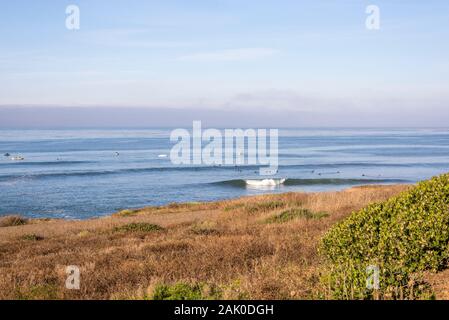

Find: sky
[0,0,449,127]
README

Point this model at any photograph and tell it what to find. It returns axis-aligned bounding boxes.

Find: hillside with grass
[2,176,449,300]
[0,184,406,300]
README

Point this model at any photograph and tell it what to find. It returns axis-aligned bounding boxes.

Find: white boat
[11,156,25,161]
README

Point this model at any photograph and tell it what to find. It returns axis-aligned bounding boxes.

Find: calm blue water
[1,128,448,219]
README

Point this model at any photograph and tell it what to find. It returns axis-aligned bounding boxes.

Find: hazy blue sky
[0,1,448,127]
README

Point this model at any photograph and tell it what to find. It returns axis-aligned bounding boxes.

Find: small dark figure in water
[4,153,10,157]
[115,152,120,156]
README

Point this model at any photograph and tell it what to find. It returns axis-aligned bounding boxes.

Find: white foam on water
[245,178,286,187]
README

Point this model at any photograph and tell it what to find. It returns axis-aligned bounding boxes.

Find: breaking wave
[211,178,409,188]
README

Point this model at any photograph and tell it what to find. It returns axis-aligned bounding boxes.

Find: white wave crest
[245,178,286,187]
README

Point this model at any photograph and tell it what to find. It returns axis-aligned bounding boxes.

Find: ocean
[0,128,448,219]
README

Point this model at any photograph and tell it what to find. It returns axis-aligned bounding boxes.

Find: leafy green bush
[15,284,59,300]
[265,208,328,223]
[113,223,163,233]
[152,282,221,300]
[21,234,44,241]
[321,174,449,299]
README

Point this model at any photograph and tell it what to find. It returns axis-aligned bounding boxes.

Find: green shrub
[113,223,163,233]
[16,284,59,300]
[152,282,221,300]
[266,208,328,223]
[321,173,449,299]
[21,234,44,241]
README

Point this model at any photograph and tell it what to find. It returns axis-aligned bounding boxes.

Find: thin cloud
[78,28,196,49]
[177,48,279,62]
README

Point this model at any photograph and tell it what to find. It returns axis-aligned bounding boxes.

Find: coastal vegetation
[0,215,28,227]
[265,208,329,224]
[1,177,449,300]
[321,173,449,299]
[113,222,164,233]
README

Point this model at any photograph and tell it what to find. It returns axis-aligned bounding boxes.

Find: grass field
[0,184,419,300]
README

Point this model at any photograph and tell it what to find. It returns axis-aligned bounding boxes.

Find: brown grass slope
[0,185,408,300]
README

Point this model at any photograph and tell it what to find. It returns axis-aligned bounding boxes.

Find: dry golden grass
[0,185,410,300]
[0,215,28,227]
